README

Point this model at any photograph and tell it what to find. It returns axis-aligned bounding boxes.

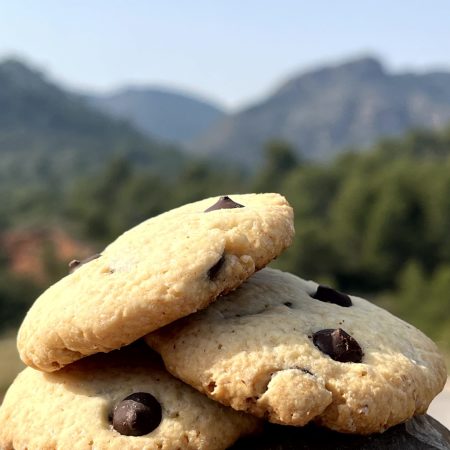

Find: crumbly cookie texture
[0,344,260,450]
[17,193,294,372]
[146,268,447,434]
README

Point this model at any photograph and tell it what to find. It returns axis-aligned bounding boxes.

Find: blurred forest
[1,125,450,360]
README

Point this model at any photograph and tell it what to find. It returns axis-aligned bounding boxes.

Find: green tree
[0,271,41,331]
[253,140,299,193]
[390,260,427,322]
[66,157,134,242]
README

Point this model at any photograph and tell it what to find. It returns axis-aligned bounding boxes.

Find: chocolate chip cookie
[17,194,294,372]
[0,344,260,450]
[146,268,447,434]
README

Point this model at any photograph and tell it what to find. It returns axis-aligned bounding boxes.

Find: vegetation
[0,59,185,231]
[0,332,24,396]
[2,58,449,398]
[1,127,450,358]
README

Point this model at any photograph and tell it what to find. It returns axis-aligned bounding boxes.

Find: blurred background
[0,0,449,424]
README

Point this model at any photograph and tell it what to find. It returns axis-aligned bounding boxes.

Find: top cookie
[18,194,294,372]
[146,268,447,434]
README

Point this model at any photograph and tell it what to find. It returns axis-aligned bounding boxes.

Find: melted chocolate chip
[112,392,162,436]
[312,328,363,363]
[204,196,245,212]
[312,285,352,307]
[68,253,101,273]
[207,255,225,280]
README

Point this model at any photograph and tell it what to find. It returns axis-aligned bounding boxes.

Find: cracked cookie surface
[0,344,260,450]
[146,268,447,434]
[18,194,294,372]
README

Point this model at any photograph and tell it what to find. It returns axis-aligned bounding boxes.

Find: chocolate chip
[284,302,293,308]
[299,367,314,376]
[312,285,352,307]
[312,328,363,363]
[68,260,81,271]
[287,366,314,376]
[68,253,101,273]
[112,392,162,436]
[207,255,225,280]
[204,196,244,212]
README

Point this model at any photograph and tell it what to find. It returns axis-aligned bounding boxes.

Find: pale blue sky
[1,1,449,109]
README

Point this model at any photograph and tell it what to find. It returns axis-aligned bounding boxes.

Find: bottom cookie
[0,342,260,450]
[229,415,450,450]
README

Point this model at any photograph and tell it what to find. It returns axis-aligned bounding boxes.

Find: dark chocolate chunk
[204,196,244,212]
[112,392,162,436]
[312,285,352,307]
[68,260,81,271]
[312,328,363,363]
[68,253,101,273]
[207,255,225,280]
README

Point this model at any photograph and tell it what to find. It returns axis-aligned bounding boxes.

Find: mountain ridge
[3,55,450,175]
[0,58,184,192]
[188,56,450,165]
[89,86,226,144]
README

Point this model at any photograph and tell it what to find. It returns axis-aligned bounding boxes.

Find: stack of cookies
[0,194,448,450]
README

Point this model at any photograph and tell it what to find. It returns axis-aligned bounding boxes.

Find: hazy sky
[1,1,449,109]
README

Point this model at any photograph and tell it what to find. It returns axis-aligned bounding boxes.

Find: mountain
[190,57,450,165]
[0,58,183,191]
[89,87,225,144]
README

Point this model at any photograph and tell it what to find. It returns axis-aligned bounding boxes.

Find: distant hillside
[0,227,95,283]
[190,57,450,165]
[0,58,183,192]
[89,87,225,144]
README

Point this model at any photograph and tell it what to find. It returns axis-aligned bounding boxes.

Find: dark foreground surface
[230,414,450,450]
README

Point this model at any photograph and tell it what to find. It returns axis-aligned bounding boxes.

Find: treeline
[1,127,450,355]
